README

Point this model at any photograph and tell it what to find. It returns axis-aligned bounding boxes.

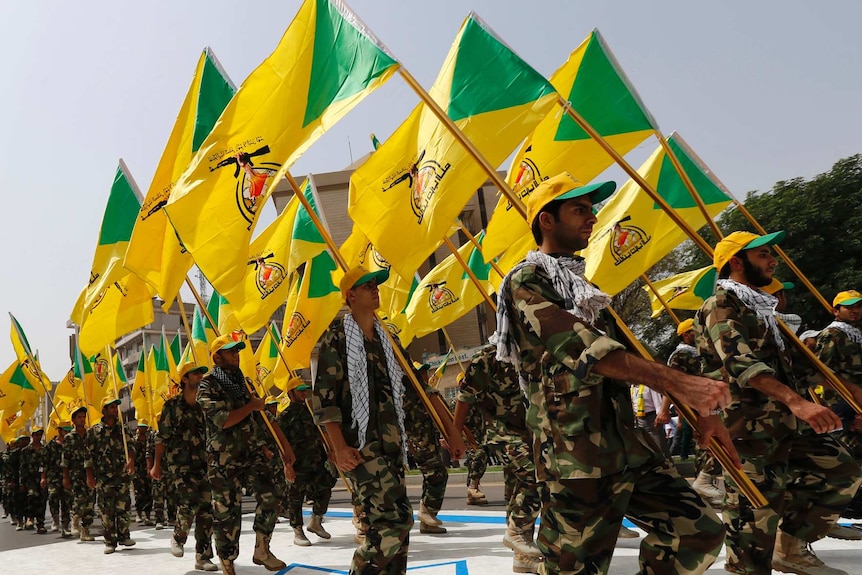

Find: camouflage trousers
[208,457,278,561]
[96,480,132,546]
[465,446,488,483]
[489,437,541,530]
[47,482,72,525]
[538,458,723,575]
[69,476,95,527]
[408,433,448,514]
[24,484,47,526]
[152,476,176,523]
[347,441,413,575]
[724,431,860,574]
[285,469,335,528]
[132,473,152,516]
[172,471,214,555]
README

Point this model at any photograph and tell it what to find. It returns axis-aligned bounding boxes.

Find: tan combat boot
[293,526,312,546]
[773,530,849,575]
[417,502,443,526]
[195,553,219,572]
[253,531,287,571]
[466,480,488,505]
[503,521,542,558]
[513,552,543,574]
[79,526,95,541]
[70,515,80,537]
[307,513,332,539]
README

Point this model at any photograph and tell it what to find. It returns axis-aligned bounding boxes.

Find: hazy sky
[2,0,861,377]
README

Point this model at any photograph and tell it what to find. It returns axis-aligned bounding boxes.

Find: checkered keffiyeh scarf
[496,250,612,364]
[210,366,249,400]
[342,313,407,452]
[827,321,862,346]
[667,343,697,366]
[717,279,785,350]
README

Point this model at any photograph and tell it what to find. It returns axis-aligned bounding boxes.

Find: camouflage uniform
[85,419,134,547]
[463,407,489,485]
[815,325,862,511]
[277,399,335,528]
[0,447,6,518]
[43,437,72,530]
[132,432,152,520]
[19,441,47,529]
[198,366,279,562]
[503,262,724,575]
[458,344,542,533]
[668,346,720,477]
[62,429,95,529]
[313,317,413,575]
[403,376,448,518]
[264,410,286,510]
[156,393,214,556]
[148,429,172,525]
[695,286,861,573]
[4,444,22,522]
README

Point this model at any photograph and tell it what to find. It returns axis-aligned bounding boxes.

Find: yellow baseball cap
[265,395,279,405]
[713,230,785,271]
[676,318,694,336]
[101,395,121,409]
[285,376,311,392]
[31,427,44,435]
[59,421,73,431]
[764,278,795,295]
[178,358,208,380]
[137,419,149,428]
[525,172,616,226]
[833,290,862,307]
[339,266,390,301]
[210,333,246,357]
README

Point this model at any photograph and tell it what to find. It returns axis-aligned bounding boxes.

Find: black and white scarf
[342,313,407,452]
[717,279,785,350]
[667,343,697,366]
[210,365,249,401]
[496,250,612,364]
[826,321,862,346]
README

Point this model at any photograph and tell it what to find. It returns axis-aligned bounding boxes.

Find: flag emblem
[249,255,286,298]
[667,285,690,302]
[358,241,391,270]
[507,158,545,212]
[94,357,109,385]
[608,216,651,265]
[284,312,311,346]
[427,282,459,312]
[210,145,281,227]
[382,151,452,224]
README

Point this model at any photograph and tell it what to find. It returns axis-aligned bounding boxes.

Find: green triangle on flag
[462,231,491,282]
[292,180,325,244]
[192,48,236,152]
[306,252,340,298]
[303,0,398,127]
[98,162,142,245]
[555,29,657,142]
[653,134,732,210]
[447,14,555,122]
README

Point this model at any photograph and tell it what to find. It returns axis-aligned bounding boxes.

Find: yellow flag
[0,361,34,412]
[488,231,537,293]
[406,232,493,339]
[348,13,556,280]
[483,29,659,262]
[164,0,399,293]
[131,351,152,424]
[280,251,344,369]
[71,161,145,323]
[76,273,155,357]
[644,266,717,318]
[9,314,51,394]
[583,134,732,295]
[125,48,236,309]
[254,323,282,392]
[191,306,213,369]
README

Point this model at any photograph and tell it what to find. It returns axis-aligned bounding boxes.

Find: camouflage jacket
[402,371,442,443]
[133,434,149,475]
[4,447,20,485]
[155,395,209,476]
[312,318,406,456]
[277,401,327,474]
[61,430,88,481]
[85,420,133,485]
[197,366,268,466]
[458,343,530,444]
[502,263,658,481]
[667,345,702,376]
[18,444,43,488]
[815,325,862,424]
[42,438,65,487]
[694,286,799,441]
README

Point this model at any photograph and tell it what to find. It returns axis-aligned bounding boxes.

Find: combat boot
[773,530,849,575]
[70,515,80,536]
[827,523,862,541]
[692,471,723,501]
[513,552,542,574]
[253,531,287,571]
[24,518,34,529]
[417,502,443,526]
[51,517,60,532]
[503,521,542,558]
[79,526,95,541]
[15,518,24,531]
[61,520,71,538]
[195,553,219,572]
[419,522,448,534]
[466,480,488,505]
[307,514,331,539]
[618,525,640,539]
[171,535,184,557]
[293,526,312,546]
[220,558,236,575]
